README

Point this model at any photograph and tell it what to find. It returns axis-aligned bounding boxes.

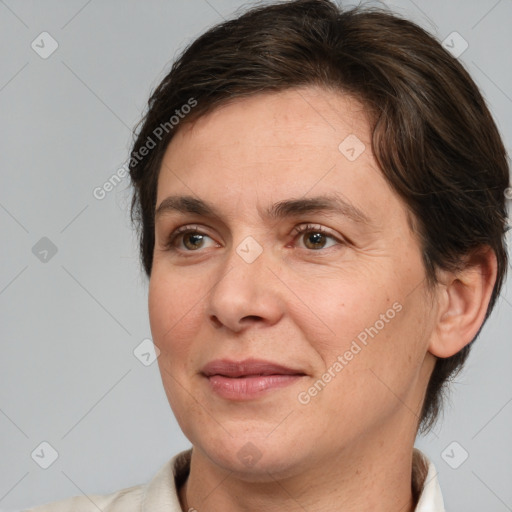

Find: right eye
[164,225,219,252]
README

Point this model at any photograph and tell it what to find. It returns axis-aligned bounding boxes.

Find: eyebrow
[155,194,371,225]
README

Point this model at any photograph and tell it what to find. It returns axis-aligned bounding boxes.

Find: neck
[178,421,420,512]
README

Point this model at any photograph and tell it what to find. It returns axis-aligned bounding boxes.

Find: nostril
[241,315,263,322]
[210,315,223,328]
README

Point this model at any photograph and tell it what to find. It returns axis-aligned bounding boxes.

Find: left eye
[292,224,341,250]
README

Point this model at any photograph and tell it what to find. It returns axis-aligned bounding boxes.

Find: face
[149,86,437,480]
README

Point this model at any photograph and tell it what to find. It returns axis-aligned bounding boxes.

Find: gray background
[0,0,511,510]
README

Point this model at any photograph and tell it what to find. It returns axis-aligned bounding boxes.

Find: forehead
[172,86,370,158]
[155,86,402,227]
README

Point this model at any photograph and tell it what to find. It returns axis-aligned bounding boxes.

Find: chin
[195,435,309,482]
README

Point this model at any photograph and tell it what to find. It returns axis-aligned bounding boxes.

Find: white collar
[414,448,446,511]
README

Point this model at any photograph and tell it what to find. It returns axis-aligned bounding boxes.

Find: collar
[413,448,446,512]
[142,447,445,511]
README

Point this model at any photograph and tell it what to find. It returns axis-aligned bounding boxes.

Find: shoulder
[24,448,192,512]
[23,483,145,512]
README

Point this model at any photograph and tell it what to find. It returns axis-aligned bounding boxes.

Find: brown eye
[164,225,218,252]
[303,231,329,250]
[182,233,207,250]
[292,224,342,251]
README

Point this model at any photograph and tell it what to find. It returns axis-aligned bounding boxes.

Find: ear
[428,246,498,358]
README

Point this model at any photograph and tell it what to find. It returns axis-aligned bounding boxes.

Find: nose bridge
[206,231,283,330]
[219,231,270,301]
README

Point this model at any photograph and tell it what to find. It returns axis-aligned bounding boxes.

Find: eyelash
[163,223,345,253]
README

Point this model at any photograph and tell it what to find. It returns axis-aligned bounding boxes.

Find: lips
[201,358,306,378]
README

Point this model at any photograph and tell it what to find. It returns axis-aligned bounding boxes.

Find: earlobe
[428,246,497,359]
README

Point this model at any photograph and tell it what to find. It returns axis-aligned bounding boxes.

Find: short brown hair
[128,0,509,433]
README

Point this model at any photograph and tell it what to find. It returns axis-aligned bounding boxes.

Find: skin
[148,86,496,512]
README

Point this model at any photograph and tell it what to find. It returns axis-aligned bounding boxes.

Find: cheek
[148,276,171,343]
[350,294,431,401]
[149,273,207,434]
[289,267,397,351]
[292,266,429,395]
[148,271,200,356]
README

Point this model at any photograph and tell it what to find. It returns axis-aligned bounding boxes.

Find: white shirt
[24,447,445,511]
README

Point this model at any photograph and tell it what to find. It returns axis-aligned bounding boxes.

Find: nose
[206,241,285,332]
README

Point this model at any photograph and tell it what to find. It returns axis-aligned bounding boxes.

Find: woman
[27,0,509,510]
